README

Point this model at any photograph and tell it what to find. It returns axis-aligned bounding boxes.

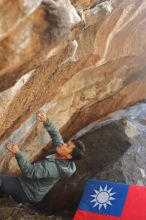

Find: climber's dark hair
[70,139,85,161]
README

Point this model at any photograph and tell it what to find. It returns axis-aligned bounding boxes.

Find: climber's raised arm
[36,110,64,147]
[6,142,61,179]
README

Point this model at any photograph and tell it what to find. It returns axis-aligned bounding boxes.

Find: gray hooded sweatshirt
[15,119,76,202]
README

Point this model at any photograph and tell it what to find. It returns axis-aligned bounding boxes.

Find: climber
[0,111,85,205]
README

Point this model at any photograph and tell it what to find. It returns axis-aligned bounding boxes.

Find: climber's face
[56,141,76,159]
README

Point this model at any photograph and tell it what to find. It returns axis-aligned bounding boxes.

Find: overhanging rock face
[0,0,146,212]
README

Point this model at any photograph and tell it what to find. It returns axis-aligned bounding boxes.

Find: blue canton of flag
[78,180,129,217]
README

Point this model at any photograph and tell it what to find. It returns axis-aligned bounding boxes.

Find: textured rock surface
[0,0,146,217]
[0,0,75,91]
[0,0,146,159]
[0,198,72,220]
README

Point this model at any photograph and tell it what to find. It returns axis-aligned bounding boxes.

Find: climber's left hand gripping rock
[6,142,20,155]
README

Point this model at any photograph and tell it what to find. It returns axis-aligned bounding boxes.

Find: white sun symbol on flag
[90,185,116,210]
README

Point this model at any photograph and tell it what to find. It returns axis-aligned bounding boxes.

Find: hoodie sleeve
[43,119,64,147]
[15,152,60,179]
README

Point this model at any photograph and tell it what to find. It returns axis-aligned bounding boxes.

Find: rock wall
[0,0,146,215]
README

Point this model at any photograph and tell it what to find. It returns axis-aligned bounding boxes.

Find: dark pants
[0,175,32,204]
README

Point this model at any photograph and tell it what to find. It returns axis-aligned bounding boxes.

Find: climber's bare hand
[6,142,20,155]
[37,110,48,123]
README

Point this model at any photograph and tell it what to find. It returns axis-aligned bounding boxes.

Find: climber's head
[56,139,85,161]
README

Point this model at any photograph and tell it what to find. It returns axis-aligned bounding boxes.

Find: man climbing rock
[0,111,85,205]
